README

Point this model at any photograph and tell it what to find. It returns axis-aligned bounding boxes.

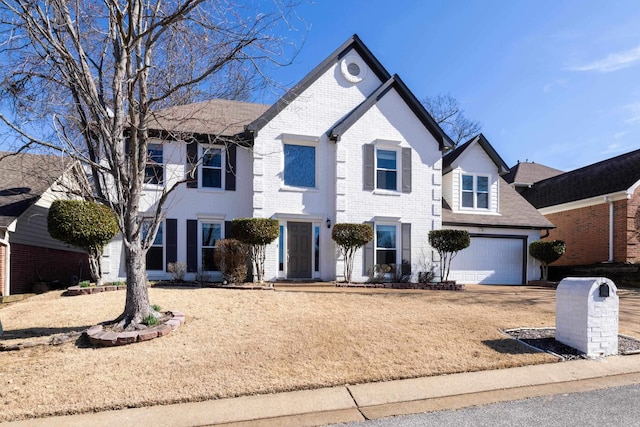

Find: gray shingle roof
[148,99,269,137]
[503,161,563,186]
[443,134,509,174]
[520,148,640,209]
[0,152,70,228]
[443,178,555,229]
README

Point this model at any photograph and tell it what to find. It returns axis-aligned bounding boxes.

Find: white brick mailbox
[556,277,619,358]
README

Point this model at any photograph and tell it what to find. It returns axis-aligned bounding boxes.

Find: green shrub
[151,304,162,312]
[142,315,158,326]
[213,239,248,284]
[332,223,373,283]
[232,218,279,283]
[48,199,119,286]
[428,229,470,281]
[529,240,566,281]
[78,280,91,288]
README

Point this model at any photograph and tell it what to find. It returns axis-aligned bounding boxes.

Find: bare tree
[422,94,481,146]
[0,0,300,329]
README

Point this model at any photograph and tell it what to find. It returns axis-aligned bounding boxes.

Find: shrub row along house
[0,35,556,295]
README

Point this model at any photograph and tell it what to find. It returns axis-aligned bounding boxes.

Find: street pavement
[336,382,640,427]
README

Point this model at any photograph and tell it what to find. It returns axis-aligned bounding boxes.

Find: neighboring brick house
[103,35,550,285]
[0,152,90,295]
[520,149,640,266]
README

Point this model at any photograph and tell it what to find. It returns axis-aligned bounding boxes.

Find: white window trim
[281,139,319,191]
[142,219,165,272]
[460,173,491,211]
[374,222,400,269]
[199,220,224,272]
[374,146,400,193]
[143,143,165,189]
[199,145,225,191]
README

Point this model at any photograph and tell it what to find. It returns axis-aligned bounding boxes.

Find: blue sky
[262,0,640,171]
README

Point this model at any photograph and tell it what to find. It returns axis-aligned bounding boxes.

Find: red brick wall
[0,245,5,296]
[626,189,640,263]
[10,243,90,294]
[545,204,610,266]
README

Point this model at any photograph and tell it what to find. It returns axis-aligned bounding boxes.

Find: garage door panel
[448,237,523,285]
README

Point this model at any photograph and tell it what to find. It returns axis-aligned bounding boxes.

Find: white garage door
[448,237,524,285]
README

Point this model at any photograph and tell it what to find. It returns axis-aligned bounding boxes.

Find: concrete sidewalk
[5,355,640,427]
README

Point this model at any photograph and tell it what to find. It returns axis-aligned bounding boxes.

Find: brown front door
[287,222,312,278]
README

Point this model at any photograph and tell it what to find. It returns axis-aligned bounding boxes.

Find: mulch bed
[504,328,640,360]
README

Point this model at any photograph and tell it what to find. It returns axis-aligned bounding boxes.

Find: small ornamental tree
[332,223,373,283]
[428,229,470,282]
[48,200,119,286]
[232,218,279,283]
[529,240,566,281]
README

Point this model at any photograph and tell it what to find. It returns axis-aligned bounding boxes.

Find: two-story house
[102,35,552,286]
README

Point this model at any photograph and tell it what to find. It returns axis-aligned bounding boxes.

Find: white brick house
[103,35,552,285]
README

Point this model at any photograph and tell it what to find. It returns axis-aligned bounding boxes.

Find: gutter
[0,228,10,297]
[604,196,614,262]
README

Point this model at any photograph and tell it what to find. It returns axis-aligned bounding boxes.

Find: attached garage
[448,234,527,285]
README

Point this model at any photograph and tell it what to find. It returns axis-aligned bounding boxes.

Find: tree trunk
[87,247,103,287]
[116,243,151,329]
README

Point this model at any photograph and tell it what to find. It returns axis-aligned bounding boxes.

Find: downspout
[605,196,614,263]
[0,229,10,297]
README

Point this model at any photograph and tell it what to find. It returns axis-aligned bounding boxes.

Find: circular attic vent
[340,56,367,83]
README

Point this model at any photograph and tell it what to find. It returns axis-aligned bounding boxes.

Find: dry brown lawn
[1,284,639,422]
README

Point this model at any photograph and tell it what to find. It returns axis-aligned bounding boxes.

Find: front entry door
[287,222,312,278]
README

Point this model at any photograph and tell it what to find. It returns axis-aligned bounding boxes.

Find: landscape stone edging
[335,282,465,291]
[85,311,185,346]
[66,285,126,296]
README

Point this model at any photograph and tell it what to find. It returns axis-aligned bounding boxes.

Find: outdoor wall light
[326,218,331,228]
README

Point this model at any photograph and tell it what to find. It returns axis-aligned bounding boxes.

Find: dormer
[442,134,509,215]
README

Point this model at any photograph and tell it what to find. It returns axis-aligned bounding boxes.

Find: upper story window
[284,143,316,188]
[461,174,489,209]
[376,149,397,191]
[144,143,164,185]
[202,148,223,189]
[364,144,411,193]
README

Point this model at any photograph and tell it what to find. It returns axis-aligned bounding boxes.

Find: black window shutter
[165,219,177,269]
[363,145,374,191]
[224,220,234,239]
[401,223,411,275]
[186,219,198,272]
[363,221,375,277]
[225,144,237,191]
[186,142,198,188]
[402,147,411,193]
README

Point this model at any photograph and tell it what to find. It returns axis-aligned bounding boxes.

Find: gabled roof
[147,99,269,138]
[443,177,555,229]
[443,134,509,174]
[246,34,391,137]
[521,148,640,209]
[503,161,563,186]
[0,152,71,228]
[327,74,453,151]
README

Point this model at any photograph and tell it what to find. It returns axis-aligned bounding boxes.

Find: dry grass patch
[0,285,638,422]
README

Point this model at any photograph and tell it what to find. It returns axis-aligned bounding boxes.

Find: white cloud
[624,102,640,123]
[569,45,640,73]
